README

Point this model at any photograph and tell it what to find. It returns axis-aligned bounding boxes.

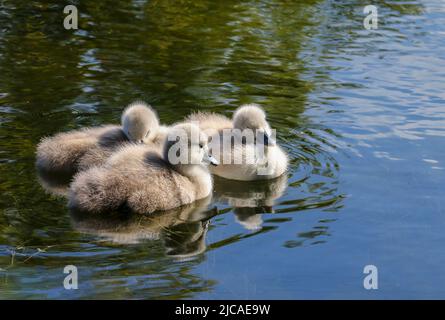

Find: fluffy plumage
[186,111,232,137]
[186,104,288,181]
[35,101,166,177]
[69,123,216,214]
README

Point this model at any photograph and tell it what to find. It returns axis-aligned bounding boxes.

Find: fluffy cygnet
[36,101,166,176]
[68,123,218,214]
[188,104,288,181]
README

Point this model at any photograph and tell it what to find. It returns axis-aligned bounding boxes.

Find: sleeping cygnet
[68,123,218,214]
[189,104,288,181]
[36,101,167,176]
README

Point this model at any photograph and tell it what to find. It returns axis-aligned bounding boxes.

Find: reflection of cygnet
[70,197,214,246]
[233,208,264,231]
[187,104,288,181]
[36,101,167,177]
[214,174,288,231]
[214,174,287,207]
[164,220,210,260]
[69,123,218,214]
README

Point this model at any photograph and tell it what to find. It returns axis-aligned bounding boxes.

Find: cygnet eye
[199,143,204,149]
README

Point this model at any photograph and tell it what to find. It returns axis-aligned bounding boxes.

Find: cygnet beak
[204,154,219,166]
[210,156,219,166]
[263,132,276,147]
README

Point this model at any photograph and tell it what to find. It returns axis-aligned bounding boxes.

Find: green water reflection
[1,0,443,299]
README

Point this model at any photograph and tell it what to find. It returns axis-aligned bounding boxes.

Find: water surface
[0,0,444,299]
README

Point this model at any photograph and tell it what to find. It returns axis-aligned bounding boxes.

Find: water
[0,0,444,299]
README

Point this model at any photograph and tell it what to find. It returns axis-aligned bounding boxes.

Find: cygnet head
[163,123,218,169]
[121,101,160,143]
[233,104,275,146]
